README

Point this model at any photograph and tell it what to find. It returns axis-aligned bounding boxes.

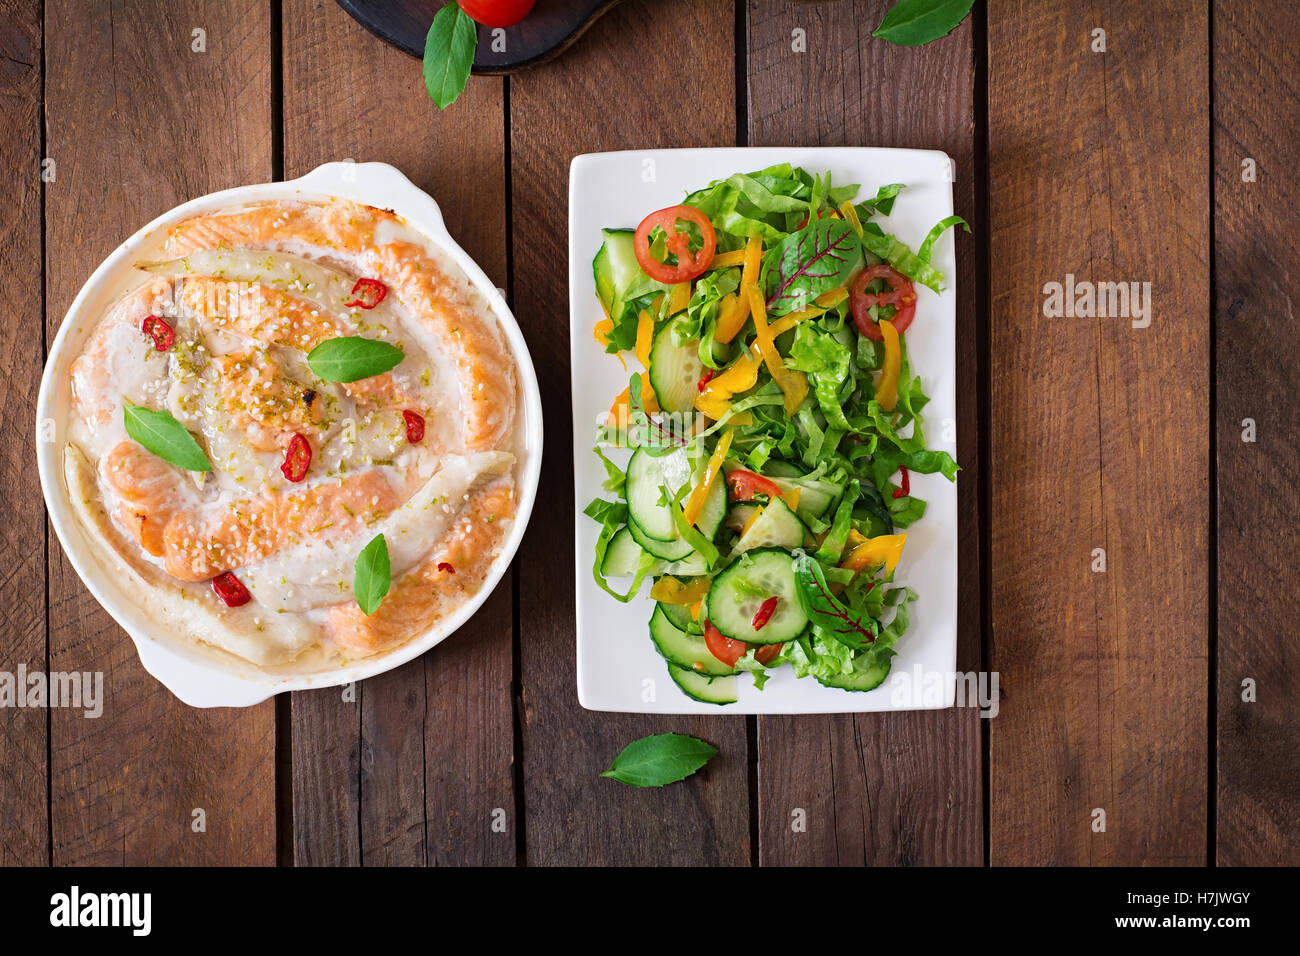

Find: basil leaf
[123,404,211,472]
[761,218,863,315]
[354,533,391,616]
[793,553,878,650]
[873,0,976,47]
[601,733,718,788]
[307,336,404,382]
[423,2,478,109]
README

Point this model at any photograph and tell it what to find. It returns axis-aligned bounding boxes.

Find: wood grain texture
[987,1,1209,864]
[1212,0,1300,866]
[282,0,515,867]
[42,0,276,865]
[0,0,48,866]
[747,0,983,866]
[510,0,752,866]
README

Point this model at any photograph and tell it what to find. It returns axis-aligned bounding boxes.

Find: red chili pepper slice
[402,409,425,444]
[752,596,779,631]
[892,465,910,499]
[633,204,717,284]
[697,369,716,393]
[141,315,174,351]
[851,264,917,341]
[211,571,251,607]
[437,562,456,574]
[280,433,312,483]
[345,277,387,309]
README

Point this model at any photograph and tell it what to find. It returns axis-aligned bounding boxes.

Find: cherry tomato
[703,620,782,667]
[850,264,916,341]
[703,620,749,667]
[725,468,782,502]
[633,204,717,284]
[458,0,535,29]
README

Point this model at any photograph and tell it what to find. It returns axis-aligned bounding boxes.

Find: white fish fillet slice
[238,451,515,613]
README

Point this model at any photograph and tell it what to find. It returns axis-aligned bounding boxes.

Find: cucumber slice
[593,228,669,323]
[734,497,807,554]
[650,605,734,677]
[724,503,761,534]
[648,321,705,413]
[625,446,726,550]
[666,661,738,705]
[817,656,893,692]
[600,527,707,577]
[761,460,803,478]
[628,516,695,560]
[625,448,694,541]
[656,601,695,631]
[706,548,808,644]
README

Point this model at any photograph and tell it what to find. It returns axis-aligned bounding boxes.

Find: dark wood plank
[43,0,276,866]
[511,0,751,865]
[988,1,1209,864]
[283,0,515,867]
[747,0,983,866]
[0,0,48,867]
[1213,0,1300,866]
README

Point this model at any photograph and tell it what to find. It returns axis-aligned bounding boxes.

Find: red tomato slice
[851,264,917,341]
[458,0,535,28]
[634,204,717,284]
[703,620,749,667]
[703,621,783,667]
[726,468,782,502]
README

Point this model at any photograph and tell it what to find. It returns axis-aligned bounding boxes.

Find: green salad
[584,163,964,705]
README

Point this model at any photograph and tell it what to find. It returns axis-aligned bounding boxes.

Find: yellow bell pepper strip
[650,575,713,605]
[668,281,692,315]
[876,318,901,411]
[780,486,802,511]
[608,373,659,426]
[845,528,867,550]
[683,429,732,527]
[838,199,863,237]
[634,308,654,368]
[690,599,703,621]
[839,533,907,578]
[766,288,851,338]
[715,234,763,343]
[708,249,747,269]
[744,282,808,415]
[694,346,762,420]
[712,292,745,343]
[593,316,628,371]
[740,506,763,536]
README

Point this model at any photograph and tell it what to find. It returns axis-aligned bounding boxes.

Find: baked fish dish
[61,198,521,670]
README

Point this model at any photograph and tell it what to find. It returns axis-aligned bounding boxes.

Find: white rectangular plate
[570,147,959,714]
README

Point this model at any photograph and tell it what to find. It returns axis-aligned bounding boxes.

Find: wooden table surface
[1,0,1295,866]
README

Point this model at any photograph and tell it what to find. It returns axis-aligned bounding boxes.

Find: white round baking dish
[36,161,543,708]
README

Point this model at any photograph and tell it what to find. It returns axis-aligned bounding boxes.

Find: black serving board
[337,0,623,74]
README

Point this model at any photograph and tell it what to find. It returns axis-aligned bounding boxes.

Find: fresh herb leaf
[354,533,391,616]
[423,1,478,109]
[793,553,878,650]
[873,0,976,47]
[761,218,863,315]
[123,404,211,472]
[307,336,404,383]
[600,733,718,788]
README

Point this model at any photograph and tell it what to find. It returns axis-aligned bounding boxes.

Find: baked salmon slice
[163,200,515,451]
[160,468,400,582]
[326,475,516,654]
[101,441,195,556]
